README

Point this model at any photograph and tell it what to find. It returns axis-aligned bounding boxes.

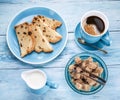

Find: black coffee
[86,16,105,33]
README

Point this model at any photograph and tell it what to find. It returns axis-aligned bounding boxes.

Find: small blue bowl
[65,52,108,95]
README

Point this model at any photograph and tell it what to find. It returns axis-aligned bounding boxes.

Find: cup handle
[46,81,59,89]
[100,31,112,46]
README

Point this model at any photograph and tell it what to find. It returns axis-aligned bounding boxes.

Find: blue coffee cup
[81,11,111,46]
[21,69,58,95]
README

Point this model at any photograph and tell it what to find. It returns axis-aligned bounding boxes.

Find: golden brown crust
[14,22,34,57]
[33,15,62,30]
[32,16,62,43]
[14,15,62,57]
[29,24,53,53]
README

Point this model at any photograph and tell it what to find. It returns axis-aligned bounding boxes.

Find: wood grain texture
[0,0,120,100]
[0,67,120,100]
[0,0,119,3]
[0,1,120,35]
[0,31,120,68]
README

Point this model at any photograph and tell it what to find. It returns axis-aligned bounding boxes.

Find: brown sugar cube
[74,73,81,79]
[95,62,99,67]
[94,67,103,75]
[93,82,99,87]
[81,61,87,68]
[84,57,93,66]
[82,84,91,91]
[75,82,83,90]
[82,72,89,77]
[80,74,89,85]
[69,64,75,72]
[75,57,82,64]
[92,72,99,76]
[70,71,76,78]
[76,67,82,73]
[86,57,93,63]
[76,79,84,84]
[85,66,93,72]
[86,77,97,86]
[87,62,97,70]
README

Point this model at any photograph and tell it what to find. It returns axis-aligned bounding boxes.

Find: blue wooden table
[0,0,120,100]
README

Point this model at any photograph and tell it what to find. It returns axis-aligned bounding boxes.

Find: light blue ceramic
[81,26,111,46]
[80,11,111,45]
[65,52,108,95]
[75,23,111,52]
[6,7,68,64]
[21,69,58,95]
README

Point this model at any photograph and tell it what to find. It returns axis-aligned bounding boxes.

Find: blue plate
[74,23,110,52]
[6,7,68,64]
[65,52,108,95]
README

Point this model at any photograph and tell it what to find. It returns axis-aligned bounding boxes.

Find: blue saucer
[74,23,110,52]
[65,52,108,95]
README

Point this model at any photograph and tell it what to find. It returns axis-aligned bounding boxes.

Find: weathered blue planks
[0,0,120,100]
[0,67,120,100]
[0,1,120,35]
[0,31,120,68]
